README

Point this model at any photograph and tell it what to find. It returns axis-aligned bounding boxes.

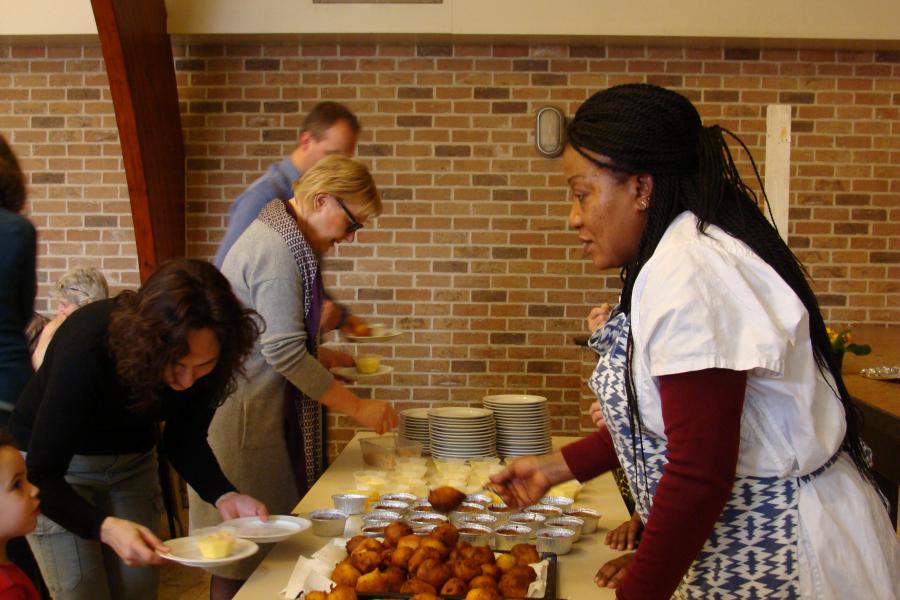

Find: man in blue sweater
[215,102,364,334]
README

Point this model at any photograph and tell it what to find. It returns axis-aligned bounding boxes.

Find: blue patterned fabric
[585,310,840,598]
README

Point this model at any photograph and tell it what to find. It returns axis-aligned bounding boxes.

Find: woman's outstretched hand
[488,451,574,508]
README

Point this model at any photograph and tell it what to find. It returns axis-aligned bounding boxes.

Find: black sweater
[0,208,36,408]
[9,299,236,539]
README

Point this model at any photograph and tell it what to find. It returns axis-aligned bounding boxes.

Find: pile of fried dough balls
[304,520,541,600]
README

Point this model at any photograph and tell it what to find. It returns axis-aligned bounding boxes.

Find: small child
[0,434,41,600]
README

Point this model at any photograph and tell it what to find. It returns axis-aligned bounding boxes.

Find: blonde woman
[189,154,398,599]
[30,267,109,369]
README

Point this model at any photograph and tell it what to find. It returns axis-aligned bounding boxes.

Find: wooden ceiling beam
[91,0,185,281]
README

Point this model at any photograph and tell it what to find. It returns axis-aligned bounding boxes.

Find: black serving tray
[354,551,559,600]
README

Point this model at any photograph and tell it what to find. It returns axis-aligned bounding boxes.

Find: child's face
[0,447,40,539]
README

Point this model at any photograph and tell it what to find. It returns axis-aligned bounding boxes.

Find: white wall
[0,0,898,41]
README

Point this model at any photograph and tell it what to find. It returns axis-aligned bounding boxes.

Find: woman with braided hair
[491,84,899,599]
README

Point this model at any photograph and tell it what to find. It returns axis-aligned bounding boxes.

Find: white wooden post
[765,104,792,243]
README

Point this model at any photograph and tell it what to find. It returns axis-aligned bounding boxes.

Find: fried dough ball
[505,565,537,584]
[480,563,501,580]
[349,548,381,574]
[428,486,467,513]
[450,540,471,561]
[465,587,502,600]
[511,543,540,566]
[407,546,442,573]
[326,584,358,600]
[415,557,452,590]
[397,534,423,551]
[468,575,499,590]
[384,521,414,547]
[346,535,368,555]
[441,577,469,596]
[356,538,385,554]
[495,553,518,572]
[429,522,459,548]
[355,569,388,593]
[461,544,494,566]
[305,592,328,600]
[390,545,416,570]
[420,537,450,560]
[452,557,482,582]
[382,566,406,592]
[380,548,394,569]
[399,579,437,595]
[331,561,362,588]
[499,565,537,598]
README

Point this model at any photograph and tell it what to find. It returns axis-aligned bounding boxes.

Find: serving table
[235,433,631,599]
[841,325,900,528]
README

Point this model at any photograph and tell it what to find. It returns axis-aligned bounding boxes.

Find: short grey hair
[55,267,109,307]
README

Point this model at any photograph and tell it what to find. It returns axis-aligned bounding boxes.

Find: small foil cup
[487,503,515,525]
[380,492,418,504]
[361,520,391,538]
[371,500,410,515]
[457,523,494,547]
[508,512,546,537]
[540,495,576,509]
[309,509,348,537]
[536,526,576,555]
[449,503,486,527]
[408,511,449,527]
[411,522,438,535]
[545,516,585,542]
[493,524,532,551]
[409,500,434,512]
[332,493,369,515]
[465,493,492,507]
[526,504,563,518]
[363,509,403,524]
[563,507,601,534]
[458,513,498,530]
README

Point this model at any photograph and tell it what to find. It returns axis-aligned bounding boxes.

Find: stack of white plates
[399,408,431,453]
[482,395,552,457]
[427,407,497,460]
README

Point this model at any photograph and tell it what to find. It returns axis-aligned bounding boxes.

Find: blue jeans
[26,450,163,600]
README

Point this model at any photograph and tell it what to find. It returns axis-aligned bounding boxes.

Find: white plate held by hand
[158,537,258,568]
[344,329,404,342]
[218,515,312,544]
[329,365,394,381]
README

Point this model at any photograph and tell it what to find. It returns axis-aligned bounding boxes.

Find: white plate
[218,515,312,544]
[329,365,394,380]
[483,395,547,405]
[159,537,258,567]
[429,407,493,419]
[344,329,404,343]
[400,408,431,419]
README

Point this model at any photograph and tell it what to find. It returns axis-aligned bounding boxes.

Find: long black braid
[568,84,874,503]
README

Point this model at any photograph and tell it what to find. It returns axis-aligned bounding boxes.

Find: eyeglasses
[330,194,363,235]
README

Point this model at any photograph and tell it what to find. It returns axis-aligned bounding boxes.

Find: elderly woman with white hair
[30,267,109,369]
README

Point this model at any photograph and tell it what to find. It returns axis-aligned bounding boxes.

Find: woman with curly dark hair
[8,259,267,600]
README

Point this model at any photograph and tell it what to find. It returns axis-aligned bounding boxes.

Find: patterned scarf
[257,199,326,494]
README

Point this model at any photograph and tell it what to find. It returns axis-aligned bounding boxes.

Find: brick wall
[2,40,898,458]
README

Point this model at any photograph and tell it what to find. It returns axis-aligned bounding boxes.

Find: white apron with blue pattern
[588,310,837,599]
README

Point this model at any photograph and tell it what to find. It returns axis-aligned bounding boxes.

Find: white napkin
[311,538,349,569]
[281,556,335,599]
[527,558,551,598]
